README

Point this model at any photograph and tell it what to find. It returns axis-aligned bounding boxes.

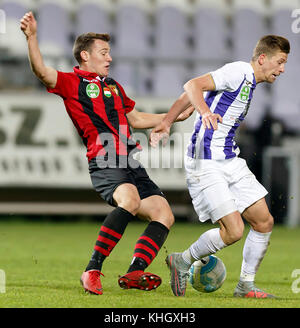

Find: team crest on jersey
[107,84,119,96]
[86,83,100,98]
[103,87,112,98]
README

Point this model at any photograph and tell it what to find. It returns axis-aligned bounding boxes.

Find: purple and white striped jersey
[187,61,256,160]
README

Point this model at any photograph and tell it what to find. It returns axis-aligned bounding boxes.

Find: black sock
[127,221,169,273]
[85,207,135,271]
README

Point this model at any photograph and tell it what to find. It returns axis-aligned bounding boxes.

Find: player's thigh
[242,198,274,233]
[113,183,141,214]
[90,166,140,211]
[137,195,174,229]
[187,171,238,224]
[229,159,268,214]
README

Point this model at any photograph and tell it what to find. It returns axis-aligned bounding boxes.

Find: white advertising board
[0,92,193,189]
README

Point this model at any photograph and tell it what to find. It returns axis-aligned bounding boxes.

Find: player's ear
[258,53,266,65]
[80,50,89,63]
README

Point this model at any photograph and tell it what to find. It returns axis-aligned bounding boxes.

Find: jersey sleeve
[47,71,74,99]
[115,81,135,113]
[210,62,246,92]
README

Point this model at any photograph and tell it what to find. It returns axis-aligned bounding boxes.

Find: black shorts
[89,158,165,206]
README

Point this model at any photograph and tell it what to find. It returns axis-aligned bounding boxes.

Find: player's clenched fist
[20,11,37,39]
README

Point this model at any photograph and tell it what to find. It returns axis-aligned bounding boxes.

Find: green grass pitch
[0,219,299,308]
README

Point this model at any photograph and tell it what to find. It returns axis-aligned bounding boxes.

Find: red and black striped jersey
[47,66,141,163]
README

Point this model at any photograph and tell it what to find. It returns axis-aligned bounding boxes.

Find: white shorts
[185,156,268,224]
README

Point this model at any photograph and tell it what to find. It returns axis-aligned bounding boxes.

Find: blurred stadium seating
[0,0,300,225]
[1,0,298,108]
[1,0,298,117]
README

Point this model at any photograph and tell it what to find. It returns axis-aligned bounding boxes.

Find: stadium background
[0,0,300,227]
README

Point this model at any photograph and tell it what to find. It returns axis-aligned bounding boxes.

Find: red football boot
[118,270,161,291]
[80,270,104,295]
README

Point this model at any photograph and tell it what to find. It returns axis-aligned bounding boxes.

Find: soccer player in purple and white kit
[150,35,290,298]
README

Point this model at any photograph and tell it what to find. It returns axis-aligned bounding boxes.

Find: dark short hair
[73,33,110,64]
[252,35,290,60]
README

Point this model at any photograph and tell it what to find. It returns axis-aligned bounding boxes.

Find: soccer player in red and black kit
[20,12,193,294]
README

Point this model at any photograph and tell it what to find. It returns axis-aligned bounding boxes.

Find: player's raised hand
[201,111,223,130]
[149,122,171,148]
[20,12,37,39]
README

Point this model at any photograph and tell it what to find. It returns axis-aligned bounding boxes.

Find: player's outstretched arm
[163,92,193,126]
[127,93,193,131]
[20,12,57,88]
[126,109,166,130]
[149,92,193,147]
[184,73,222,130]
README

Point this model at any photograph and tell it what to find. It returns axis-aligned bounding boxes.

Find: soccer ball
[189,255,226,293]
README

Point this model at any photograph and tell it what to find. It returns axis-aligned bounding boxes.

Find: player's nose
[279,63,285,73]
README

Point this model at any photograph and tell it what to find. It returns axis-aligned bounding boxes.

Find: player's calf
[219,212,244,245]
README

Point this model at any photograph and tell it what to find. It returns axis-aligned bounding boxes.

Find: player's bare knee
[253,213,274,233]
[221,224,244,245]
[268,214,274,230]
[227,228,244,245]
[163,212,175,229]
[234,225,244,242]
[219,209,244,245]
[263,213,274,231]
[118,197,141,215]
[151,208,174,229]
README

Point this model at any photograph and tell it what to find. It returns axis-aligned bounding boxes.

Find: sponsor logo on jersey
[83,78,99,83]
[240,85,250,102]
[86,83,100,98]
